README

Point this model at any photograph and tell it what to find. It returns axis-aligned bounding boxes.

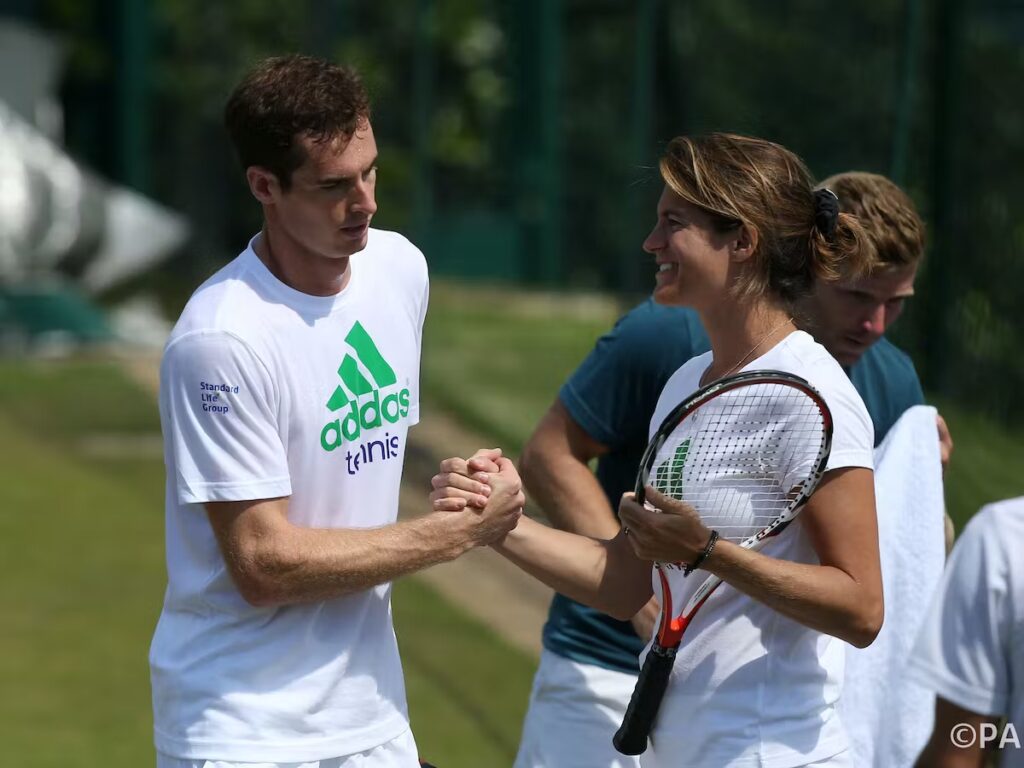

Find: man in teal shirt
[513,172,953,767]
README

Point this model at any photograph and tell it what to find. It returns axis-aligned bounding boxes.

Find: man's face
[271,121,379,260]
[801,263,918,366]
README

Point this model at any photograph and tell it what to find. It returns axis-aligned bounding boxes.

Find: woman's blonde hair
[659,133,874,304]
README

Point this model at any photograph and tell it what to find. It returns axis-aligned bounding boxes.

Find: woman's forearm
[703,540,883,647]
[492,517,652,619]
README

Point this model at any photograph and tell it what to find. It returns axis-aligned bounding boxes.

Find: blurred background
[2,1,1023,766]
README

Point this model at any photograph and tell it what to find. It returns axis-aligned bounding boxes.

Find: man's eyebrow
[844,286,917,299]
[316,155,379,185]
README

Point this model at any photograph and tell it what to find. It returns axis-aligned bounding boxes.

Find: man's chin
[834,344,872,367]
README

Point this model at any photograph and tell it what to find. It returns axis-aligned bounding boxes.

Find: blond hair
[819,171,925,270]
[659,134,874,304]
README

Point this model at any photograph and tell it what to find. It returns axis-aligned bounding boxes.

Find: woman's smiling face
[644,186,741,310]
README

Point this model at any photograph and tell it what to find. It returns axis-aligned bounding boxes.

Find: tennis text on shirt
[319,321,412,475]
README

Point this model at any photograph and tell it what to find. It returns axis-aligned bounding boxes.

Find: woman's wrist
[685,529,720,575]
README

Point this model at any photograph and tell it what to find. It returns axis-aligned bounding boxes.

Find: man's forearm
[523,453,621,539]
[229,512,473,606]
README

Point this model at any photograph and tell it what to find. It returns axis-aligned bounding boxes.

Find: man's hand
[618,487,712,565]
[430,453,525,547]
[936,413,954,475]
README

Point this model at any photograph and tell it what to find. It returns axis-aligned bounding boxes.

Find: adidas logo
[653,439,690,497]
[320,321,411,452]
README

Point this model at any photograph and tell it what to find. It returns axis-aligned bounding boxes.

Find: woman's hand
[618,486,714,566]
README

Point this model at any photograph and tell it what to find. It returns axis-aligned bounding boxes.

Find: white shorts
[514,648,642,768]
[515,650,853,768]
[156,727,421,768]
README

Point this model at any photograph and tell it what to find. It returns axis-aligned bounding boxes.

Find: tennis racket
[613,369,833,756]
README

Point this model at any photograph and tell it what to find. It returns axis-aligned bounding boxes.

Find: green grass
[422,283,621,452]
[0,369,165,766]
[933,397,1024,531]
[0,359,534,767]
[396,580,535,765]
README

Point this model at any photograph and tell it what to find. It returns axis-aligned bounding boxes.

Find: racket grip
[613,643,677,755]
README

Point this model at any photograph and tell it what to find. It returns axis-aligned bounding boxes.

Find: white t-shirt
[151,230,428,762]
[643,330,875,768]
[908,498,1024,767]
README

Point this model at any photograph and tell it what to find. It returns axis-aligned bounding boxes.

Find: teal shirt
[543,299,924,673]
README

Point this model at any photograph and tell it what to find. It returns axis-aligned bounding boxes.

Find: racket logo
[652,438,690,498]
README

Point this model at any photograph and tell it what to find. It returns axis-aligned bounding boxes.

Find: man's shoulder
[608,299,706,349]
[970,498,1024,541]
[363,228,427,268]
[618,298,700,330]
[569,300,707,384]
[170,254,261,337]
[860,336,918,375]
[852,336,923,397]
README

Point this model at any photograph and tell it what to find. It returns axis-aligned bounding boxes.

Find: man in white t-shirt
[151,55,523,768]
[909,498,1024,768]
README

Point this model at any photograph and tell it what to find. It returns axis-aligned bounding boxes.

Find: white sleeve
[160,330,292,505]
[907,508,1011,716]
[823,378,874,472]
[409,259,428,427]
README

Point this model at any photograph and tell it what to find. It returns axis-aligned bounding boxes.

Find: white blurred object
[0,20,189,295]
[84,185,189,293]
[0,20,65,139]
[0,100,189,291]
[108,293,173,349]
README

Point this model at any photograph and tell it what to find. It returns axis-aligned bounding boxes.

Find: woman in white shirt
[433,133,883,768]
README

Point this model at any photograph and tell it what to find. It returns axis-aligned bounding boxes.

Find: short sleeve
[824,377,875,472]
[160,331,292,505]
[907,508,1012,716]
[559,304,703,449]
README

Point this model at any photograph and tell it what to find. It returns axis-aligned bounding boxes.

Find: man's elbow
[519,437,549,493]
[229,544,298,608]
[232,567,285,607]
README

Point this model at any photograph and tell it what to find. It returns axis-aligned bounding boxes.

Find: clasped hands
[429,448,525,547]
[430,448,714,566]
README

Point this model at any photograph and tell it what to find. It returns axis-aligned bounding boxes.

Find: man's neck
[254,226,351,297]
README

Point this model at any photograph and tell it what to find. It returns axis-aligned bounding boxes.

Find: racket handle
[613,643,677,755]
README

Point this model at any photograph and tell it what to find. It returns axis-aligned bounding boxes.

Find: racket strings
[650,382,827,544]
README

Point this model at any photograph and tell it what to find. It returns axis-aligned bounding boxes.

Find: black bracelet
[684,530,720,576]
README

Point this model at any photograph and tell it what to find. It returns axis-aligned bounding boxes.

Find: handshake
[429,448,526,549]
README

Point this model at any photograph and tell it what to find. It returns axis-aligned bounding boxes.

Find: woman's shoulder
[648,351,713,435]
[763,332,875,465]
[773,332,861,400]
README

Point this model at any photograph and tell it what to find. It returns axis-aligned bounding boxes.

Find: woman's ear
[730,223,758,263]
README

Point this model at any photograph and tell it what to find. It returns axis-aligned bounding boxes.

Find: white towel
[840,405,947,767]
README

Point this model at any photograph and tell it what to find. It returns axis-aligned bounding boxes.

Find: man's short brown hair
[224,54,370,190]
[818,172,926,270]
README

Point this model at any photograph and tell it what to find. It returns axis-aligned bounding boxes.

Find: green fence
[17,0,1024,418]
